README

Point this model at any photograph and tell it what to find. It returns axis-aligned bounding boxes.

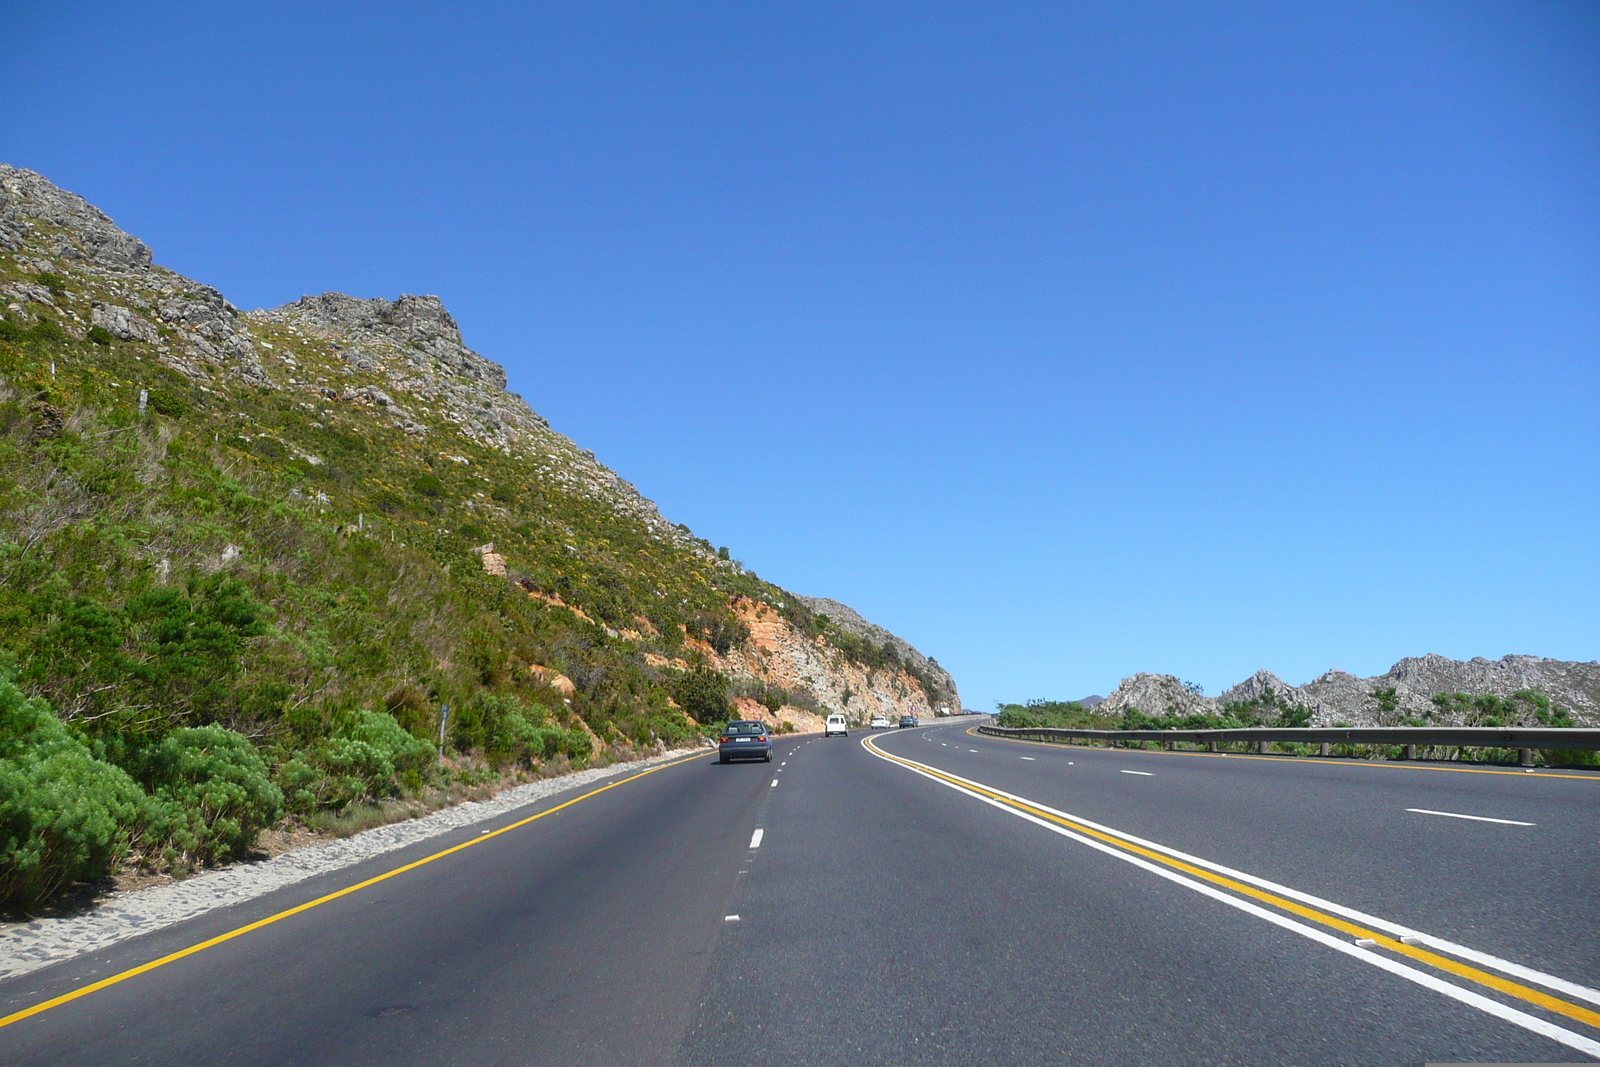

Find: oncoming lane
[864,728,1600,1060]
[681,719,1588,1065]
[911,720,1600,985]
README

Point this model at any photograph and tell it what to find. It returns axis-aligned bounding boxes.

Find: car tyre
[718,754,728,764]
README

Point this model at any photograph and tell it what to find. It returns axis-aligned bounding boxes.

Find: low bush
[283,709,435,812]
[136,725,284,868]
[668,667,733,724]
[0,672,145,908]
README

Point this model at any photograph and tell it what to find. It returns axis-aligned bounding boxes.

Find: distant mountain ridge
[1096,654,1599,727]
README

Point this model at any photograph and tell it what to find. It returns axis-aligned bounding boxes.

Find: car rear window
[723,722,764,735]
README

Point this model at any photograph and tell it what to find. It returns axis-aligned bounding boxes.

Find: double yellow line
[0,751,707,1031]
[864,733,1600,1036]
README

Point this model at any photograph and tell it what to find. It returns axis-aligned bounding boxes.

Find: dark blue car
[718,720,773,763]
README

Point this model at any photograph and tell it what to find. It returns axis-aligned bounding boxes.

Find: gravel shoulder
[0,747,699,982]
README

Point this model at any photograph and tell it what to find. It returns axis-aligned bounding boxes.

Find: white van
[824,714,848,738]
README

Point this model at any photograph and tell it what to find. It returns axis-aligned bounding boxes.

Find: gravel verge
[0,747,699,982]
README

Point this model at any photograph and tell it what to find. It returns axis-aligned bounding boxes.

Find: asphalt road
[2,720,1597,1065]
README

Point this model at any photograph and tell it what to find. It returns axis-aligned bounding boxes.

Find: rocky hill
[0,164,958,904]
[1099,654,1599,727]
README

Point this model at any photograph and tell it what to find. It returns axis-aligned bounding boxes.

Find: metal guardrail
[975,723,1600,766]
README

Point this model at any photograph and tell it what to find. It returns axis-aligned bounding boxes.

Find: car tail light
[720,736,732,744]
[757,735,767,742]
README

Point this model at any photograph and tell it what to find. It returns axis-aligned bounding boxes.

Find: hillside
[0,164,959,906]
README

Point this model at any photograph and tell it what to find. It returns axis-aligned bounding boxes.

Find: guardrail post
[1520,748,1534,768]
[1318,742,1329,756]
[1257,740,1268,755]
[1207,741,1217,752]
[1403,743,1416,761]
[1165,739,1175,751]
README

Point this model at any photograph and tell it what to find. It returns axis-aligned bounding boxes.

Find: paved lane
[3,722,1596,1066]
[680,722,1600,1065]
[904,722,1600,986]
[0,746,797,1067]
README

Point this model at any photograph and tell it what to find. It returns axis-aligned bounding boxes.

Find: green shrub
[146,387,191,418]
[1541,749,1599,768]
[28,318,65,342]
[86,326,113,346]
[454,692,585,767]
[298,709,436,809]
[412,473,445,498]
[135,725,283,867]
[669,667,733,724]
[995,700,1095,729]
[0,672,146,907]
[504,714,590,763]
[0,317,24,341]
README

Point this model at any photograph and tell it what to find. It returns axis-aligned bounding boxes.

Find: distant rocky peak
[1216,669,1295,707]
[0,164,153,271]
[265,292,507,391]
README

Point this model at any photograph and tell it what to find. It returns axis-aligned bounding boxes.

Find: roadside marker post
[438,704,449,765]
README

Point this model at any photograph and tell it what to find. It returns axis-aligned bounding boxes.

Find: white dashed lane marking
[1120,770,1153,777]
[750,828,764,848]
[1407,808,1535,826]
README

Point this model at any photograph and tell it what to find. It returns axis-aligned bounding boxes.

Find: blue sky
[6,1,1596,708]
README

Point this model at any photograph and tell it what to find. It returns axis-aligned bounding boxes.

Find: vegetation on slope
[0,273,937,906]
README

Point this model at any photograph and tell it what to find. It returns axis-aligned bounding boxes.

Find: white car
[824,714,849,737]
[869,716,890,729]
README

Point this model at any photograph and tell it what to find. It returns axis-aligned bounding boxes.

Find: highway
[1,719,1597,1065]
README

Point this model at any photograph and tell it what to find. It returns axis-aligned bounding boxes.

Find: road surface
[2,720,1597,1065]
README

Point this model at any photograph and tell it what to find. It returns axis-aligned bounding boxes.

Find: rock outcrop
[796,596,961,713]
[1,164,267,384]
[1092,674,1213,719]
[1102,654,1600,727]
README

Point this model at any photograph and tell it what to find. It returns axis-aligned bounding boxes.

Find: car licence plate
[734,737,750,742]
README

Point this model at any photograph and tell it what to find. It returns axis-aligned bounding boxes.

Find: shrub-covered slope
[0,165,959,906]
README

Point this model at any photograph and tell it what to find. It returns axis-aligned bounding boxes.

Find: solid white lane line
[750,828,764,848]
[864,748,1600,1062]
[1020,757,1036,761]
[1119,770,1153,776]
[1407,808,1535,827]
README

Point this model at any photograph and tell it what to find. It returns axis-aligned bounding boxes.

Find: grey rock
[1104,654,1600,727]
[1095,674,1216,719]
[0,166,270,386]
[794,595,963,713]
[0,164,152,270]
[5,282,56,307]
[91,302,159,343]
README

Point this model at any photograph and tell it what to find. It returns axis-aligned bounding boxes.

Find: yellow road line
[866,735,1600,1031]
[0,751,708,1031]
[963,724,1600,781]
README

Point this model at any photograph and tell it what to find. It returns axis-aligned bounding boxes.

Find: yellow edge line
[964,724,1600,781]
[867,734,1600,1031]
[0,751,708,1030]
